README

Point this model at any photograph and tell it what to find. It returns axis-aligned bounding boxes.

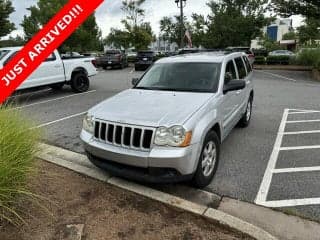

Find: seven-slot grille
[94,120,154,150]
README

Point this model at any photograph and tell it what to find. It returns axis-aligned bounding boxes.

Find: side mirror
[132,78,139,85]
[223,80,246,94]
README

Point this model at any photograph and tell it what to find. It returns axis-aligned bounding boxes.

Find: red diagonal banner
[0,0,104,103]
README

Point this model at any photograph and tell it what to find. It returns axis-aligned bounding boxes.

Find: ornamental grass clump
[0,106,41,225]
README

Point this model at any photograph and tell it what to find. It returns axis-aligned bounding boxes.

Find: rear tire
[238,97,253,128]
[50,82,64,91]
[70,72,90,93]
[192,131,220,188]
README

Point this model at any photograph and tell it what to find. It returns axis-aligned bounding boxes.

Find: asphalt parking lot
[10,67,320,222]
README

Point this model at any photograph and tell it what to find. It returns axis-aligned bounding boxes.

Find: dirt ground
[0,161,253,240]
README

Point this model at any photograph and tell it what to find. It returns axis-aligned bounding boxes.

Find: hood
[89,89,214,127]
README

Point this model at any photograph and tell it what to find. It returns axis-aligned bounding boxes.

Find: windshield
[0,50,10,61]
[106,50,121,55]
[135,62,221,93]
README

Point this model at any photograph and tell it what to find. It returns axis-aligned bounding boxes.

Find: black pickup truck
[134,51,156,71]
[97,50,128,69]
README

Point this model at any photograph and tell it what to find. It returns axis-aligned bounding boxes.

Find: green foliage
[295,48,320,69]
[297,18,320,45]
[0,107,41,225]
[160,15,189,47]
[0,35,25,48]
[0,0,15,38]
[259,35,284,52]
[266,55,290,65]
[254,56,266,65]
[21,0,103,52]
[270,0,320,19]
[282,31,297,40]
[106,0,153,50]
[202,0,271,48]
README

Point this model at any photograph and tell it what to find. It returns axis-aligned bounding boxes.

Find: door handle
[54,65,61,68]
[236,90,241,95]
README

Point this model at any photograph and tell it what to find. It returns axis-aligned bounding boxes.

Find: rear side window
[235,57,247,79]
[3,51,18,66]
[225,60,237,84]
[46,53,56,62]
[243,56,252,73]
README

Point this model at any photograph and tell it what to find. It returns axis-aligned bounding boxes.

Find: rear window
[235,57,247,79]
[106,50,121,55]
[138,51,154,56]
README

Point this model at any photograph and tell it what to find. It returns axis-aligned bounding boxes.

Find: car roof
[156,51,246,64]
[0,46,22,51]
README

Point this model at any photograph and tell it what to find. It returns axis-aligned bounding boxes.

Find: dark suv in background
[135,51,155,71]
[97,49,128,70]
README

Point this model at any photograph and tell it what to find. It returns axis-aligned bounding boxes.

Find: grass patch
[0,106,41,225]
[296,48,320,70]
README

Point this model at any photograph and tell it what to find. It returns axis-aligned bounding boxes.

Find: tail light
[117,54,122,61]
[91,59,97,68]
[248,54,255,58]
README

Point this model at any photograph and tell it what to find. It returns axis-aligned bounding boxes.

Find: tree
[0,35,25,47]
[190,14,209,48]
[297,18,320,45]
[282,31,297,40]
[258,34,284,51]
[105,0,153,50]
[203,0,271,48]
[270,0,320,19]
[0,0,15,38]
[21,0,103,52]
[159,15,189,47]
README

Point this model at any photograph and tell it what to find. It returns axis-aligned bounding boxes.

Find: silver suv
[81,52,254,187]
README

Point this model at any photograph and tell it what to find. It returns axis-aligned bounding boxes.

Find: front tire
[70,72,90,93]
[192,131,220,188]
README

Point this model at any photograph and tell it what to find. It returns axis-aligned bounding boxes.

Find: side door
[221,59,239,134]
[234,57,249,112]
[27,52,65,87]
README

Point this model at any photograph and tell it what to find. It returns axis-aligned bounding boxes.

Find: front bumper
[81,130,198,182]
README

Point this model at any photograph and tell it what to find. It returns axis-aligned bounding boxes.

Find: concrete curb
[37,143,277,240]
[254,65,312,71]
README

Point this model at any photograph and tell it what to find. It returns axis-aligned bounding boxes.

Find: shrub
[0,107,41,225]
[266,55,291,65]
[254,56,266,65]
[296,48,320,69]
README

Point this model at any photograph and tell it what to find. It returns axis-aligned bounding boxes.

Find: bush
[296,48,320,70]
[254,56,266,65]
[0,107,41,225]
[266,55,291,65]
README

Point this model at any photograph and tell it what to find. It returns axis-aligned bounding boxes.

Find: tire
[50,82,64,91]
[135,66,139,71]
[238,97,253,128]
[103,66,107,70]
[192,131,220,188]
[70,72,90,93]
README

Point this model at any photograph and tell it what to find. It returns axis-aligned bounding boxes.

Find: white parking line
[273,166,320,173]
[287,119,320,123]
[256,108,320,208]
[257,70,297,82]
[13,90,97,110]
[32,112,87,129]
[281,130,320,135]
[255,108,289,205]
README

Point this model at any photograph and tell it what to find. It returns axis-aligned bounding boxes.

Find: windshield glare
[135,62,221,92]
[0,50,10,61]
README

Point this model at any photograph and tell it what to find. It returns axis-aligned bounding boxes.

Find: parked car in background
[227,47,255,65]
[178,48,201,55]
[81,52,254,187]
[127,51,137,63]
[135,51,156,71]
[268,50,295,57]
[0,47,97,93]
[97,49,128,70]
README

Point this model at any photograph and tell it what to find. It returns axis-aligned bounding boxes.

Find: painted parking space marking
[32,111,86,129]
[257,70,297,82]
[13,89,97,109]
[256,108,320,208]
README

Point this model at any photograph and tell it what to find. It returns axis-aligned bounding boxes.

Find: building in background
[251,18,294,49]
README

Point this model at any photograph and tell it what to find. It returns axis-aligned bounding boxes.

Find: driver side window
[225,60,237,85]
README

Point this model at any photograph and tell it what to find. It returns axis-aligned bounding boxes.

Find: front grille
[94,120,154,151]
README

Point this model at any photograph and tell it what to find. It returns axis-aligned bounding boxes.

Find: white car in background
[0,47,97,93]
[268,50,295,57]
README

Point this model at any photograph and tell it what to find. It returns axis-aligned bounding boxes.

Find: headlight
[154,126,192,147]
[83,114,95,134]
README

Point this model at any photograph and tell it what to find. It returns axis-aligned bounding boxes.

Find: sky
[8,0,304,39]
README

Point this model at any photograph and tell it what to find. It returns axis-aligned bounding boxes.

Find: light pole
[175,0,187,48]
